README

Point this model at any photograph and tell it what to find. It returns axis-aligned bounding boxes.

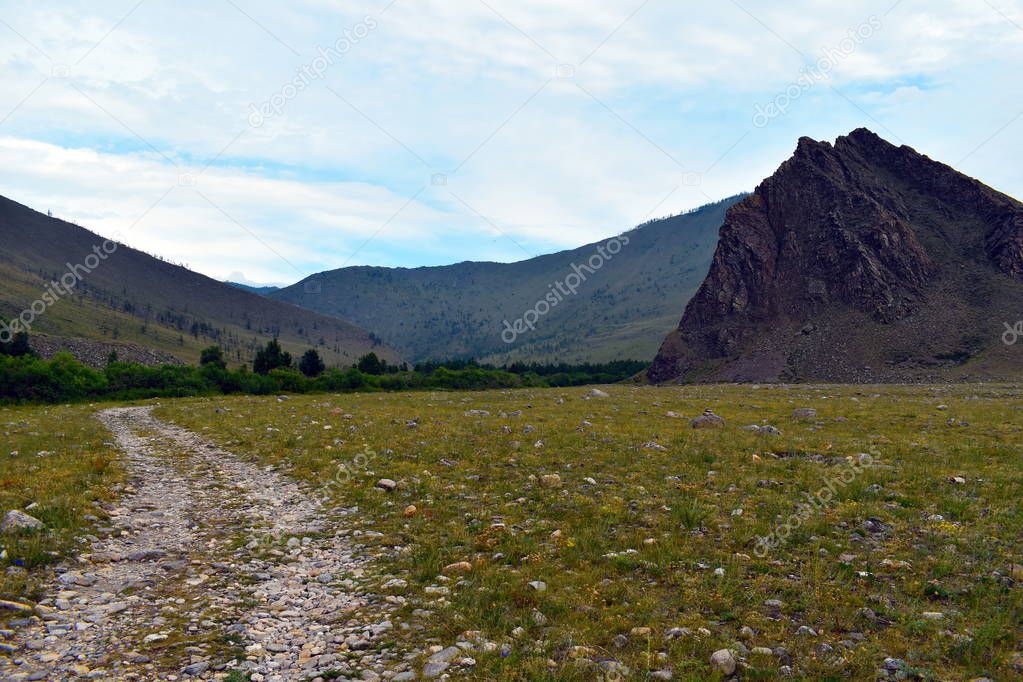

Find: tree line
[0,333,644,404]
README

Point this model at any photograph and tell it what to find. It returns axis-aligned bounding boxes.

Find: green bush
[0,347,642,405]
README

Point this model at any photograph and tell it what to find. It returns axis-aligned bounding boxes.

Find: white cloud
[0,0,1020,281]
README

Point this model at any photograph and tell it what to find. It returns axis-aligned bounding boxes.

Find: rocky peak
[649,129,1023,384]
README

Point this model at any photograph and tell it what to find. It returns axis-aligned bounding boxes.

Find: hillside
[0,195,397,367]
[271,197,742,364]
[649,128,1023,383]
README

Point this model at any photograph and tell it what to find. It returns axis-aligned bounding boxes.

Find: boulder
[690,410,725,429]
[1,510,43,533]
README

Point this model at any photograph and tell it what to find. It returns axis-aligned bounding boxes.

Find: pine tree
[299,349,325,377]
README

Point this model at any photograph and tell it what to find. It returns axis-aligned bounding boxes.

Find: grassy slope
[156,384,1023,680]
[0,260,211,364]
[271,197,742,364]
[0,195,397,367]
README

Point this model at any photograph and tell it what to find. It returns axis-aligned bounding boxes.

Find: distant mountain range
[650,128,1023,383]
[270,197,742,364]
[226,281,282,296]
[0,196,396,367]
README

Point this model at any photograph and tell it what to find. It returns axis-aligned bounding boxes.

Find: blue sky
[1,0,1021,284]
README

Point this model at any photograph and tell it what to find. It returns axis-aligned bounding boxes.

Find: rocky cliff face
[649,128,1023,383]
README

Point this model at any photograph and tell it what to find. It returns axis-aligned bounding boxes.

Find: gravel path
[0,406,403,682]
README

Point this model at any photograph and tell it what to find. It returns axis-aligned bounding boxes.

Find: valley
[2,1,1021,679]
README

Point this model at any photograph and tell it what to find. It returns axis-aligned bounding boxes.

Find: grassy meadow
[0,384,1020,680]
[0,403,124,604]
[150,384,1023,680]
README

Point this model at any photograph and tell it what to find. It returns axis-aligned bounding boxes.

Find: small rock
[182,662,209,676]
[883,657,906,673]
[709,649,737,676]
[376,479,397,491]
[862,517,887,534]
[428,646,462,664]
[422,662,449,678]
[540,474,562,489]
[443,562,473,575]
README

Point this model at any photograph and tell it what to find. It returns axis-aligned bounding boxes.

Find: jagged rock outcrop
[650,128,1023,383]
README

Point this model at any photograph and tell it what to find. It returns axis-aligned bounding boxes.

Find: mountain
[649,128,1023,383]
[271,197,742,364]
[226,281,281,296]
[0,195,397,367]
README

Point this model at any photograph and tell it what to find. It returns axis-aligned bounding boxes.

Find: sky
[1,0,1021,285]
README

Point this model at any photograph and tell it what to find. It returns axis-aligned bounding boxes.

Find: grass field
[2,385,1021,680]
[150,384,1023,680]
[0,404,124,603]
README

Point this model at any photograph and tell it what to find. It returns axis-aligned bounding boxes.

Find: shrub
[253,339,292,375]
[299,349,325,377]
[200,345,227,370]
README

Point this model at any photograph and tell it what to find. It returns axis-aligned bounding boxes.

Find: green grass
[0,385,1018,678]
[148,383,1023,680]
[0,403,124,607]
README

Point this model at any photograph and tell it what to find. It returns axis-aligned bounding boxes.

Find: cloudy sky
[1,0,1021,284]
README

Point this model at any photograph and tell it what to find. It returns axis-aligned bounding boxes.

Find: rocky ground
[0,406,408,681]
[3,386,1021,680]
[29,335,184,368]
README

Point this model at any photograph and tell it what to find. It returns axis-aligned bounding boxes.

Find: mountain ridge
[271,196,744,364]
[0,195,398,367]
